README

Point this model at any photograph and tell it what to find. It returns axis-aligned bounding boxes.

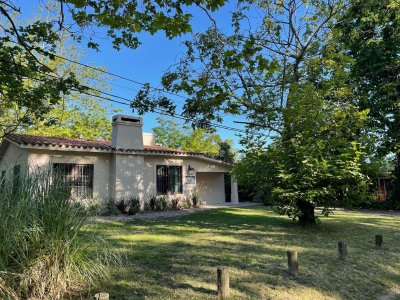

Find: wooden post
[287,250,298,276]
[375,234,383,247]
[338,241,347,260]
[94,293,109,300]
[217,267,230,299]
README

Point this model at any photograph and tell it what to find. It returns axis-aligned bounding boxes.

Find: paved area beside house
[94,202,260,222]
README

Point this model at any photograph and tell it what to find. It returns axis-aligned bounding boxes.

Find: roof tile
[5,133,192,154]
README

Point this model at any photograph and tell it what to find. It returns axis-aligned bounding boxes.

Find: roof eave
[4,141,232,166]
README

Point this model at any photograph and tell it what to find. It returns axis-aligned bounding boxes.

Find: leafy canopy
[133,0,372,223]
[0,0,226,137]
[152,117,236,160]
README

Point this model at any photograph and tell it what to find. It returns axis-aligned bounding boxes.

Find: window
[53,163,94,198]
[156,165,182,194]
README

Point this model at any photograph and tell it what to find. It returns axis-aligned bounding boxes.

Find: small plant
[114,197,141,215]
[192,192,199,207]
[115,199,130,214]
[158,195,168,211]
[183,195,192,209]
[170,197,182,210]
[101,199,120,216]
[154,196,162,211]
[148,195,157,211]
[128,196,141,215]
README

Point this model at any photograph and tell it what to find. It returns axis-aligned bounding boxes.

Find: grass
[90,206,400,299]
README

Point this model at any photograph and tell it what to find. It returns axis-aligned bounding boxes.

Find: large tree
[18,41,120,140]
[0,0,225,137]
[339,0,400,202]
[133,0,370,224]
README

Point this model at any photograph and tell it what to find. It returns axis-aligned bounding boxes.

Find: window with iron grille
[52,163,94,198]
[156,165,182,194]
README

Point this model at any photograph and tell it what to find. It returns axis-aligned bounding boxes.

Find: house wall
[196,172,225,204]
[142,155,230,204]
[0,142,29,172]
[111,154,145,201]
[0,142,233,206]
[28,150,112,205]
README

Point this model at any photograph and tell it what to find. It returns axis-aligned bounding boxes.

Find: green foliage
[0,168,117,299]
[339,0,400,202]
[140,0,374,223]
[233,148,278,203]
[273,94,370,219]
[216,140,236,163]
[191,192,199,207]
[0,0,225,137]
[115,196,141,215]
[152,117,235,159]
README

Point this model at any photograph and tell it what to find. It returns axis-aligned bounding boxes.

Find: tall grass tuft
[0,167,117,299]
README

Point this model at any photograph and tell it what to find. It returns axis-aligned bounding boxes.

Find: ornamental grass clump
[0,168,117,299]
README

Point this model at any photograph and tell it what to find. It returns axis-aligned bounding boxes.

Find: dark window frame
[156,165,182,194]
[52,163,94,199]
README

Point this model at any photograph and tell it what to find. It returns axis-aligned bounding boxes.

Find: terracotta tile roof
[5,133,192,154]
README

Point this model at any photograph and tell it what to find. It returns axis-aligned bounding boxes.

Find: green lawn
[89,206,400,300]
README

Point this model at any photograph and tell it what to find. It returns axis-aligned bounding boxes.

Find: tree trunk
[296,199,316,225]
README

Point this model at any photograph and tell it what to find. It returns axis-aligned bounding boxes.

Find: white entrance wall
[196,172,226,204]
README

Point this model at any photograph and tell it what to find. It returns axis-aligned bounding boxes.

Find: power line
[9,40,235,117]
[0,61,248,134]
[47,51,189,100]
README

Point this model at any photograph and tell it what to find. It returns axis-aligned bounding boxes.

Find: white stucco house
[0,115,238,207]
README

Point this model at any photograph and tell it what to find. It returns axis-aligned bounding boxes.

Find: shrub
[148,195,157,211]
[191,192,199,207]
[158,195,168,211]
[115,199,129,214]
[0,168,117,299]
[183,195,192,209]
[101,199,121,216]
[128,196,141,215]
[170,197,182,210]
[114,197,141,215]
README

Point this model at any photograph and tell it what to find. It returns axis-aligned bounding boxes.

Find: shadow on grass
[89,206,400,300]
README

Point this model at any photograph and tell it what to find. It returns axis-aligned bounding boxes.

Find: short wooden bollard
[287,250,298,276]
[338,241,347,260]
[375,234,383,247]
[217,267,230,299]
[94,293,109,300]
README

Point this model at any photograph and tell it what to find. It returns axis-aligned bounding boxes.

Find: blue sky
[17,1,248,149]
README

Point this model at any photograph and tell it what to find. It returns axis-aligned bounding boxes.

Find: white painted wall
[0,142,28,172]
[196,172,226,204]
[143,156,230,204]
[0,142,234,206]
[28,150,112,205]
[111,154,145,201]
[143,132,155,146]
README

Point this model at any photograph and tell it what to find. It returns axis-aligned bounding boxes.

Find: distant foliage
[152,117,236,160]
